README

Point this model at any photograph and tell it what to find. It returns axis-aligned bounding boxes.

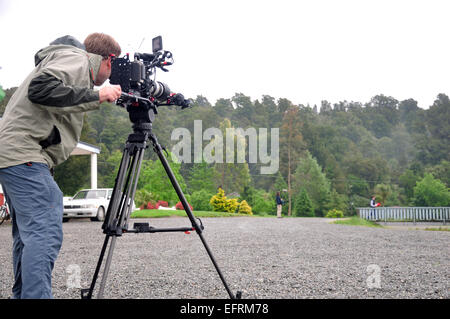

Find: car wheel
[92,206,105,222]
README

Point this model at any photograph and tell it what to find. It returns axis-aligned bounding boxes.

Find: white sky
[0,0,449,108]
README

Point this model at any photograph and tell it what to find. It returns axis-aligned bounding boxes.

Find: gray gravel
[0,217,448,299]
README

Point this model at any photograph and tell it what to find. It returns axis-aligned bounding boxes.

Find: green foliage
[413,173,450,207]
[334,216,383,228]
[293,188,314,217]
[252,193,276,215]
[292,152,332,216]
[138,153,187,205]
[374,184,392,206]
[135,189,155,208]
[2,84,449,211]
[190,189,214,211]
[325,209,344,218]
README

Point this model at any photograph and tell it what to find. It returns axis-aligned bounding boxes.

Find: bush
[224,198,239,213]
[238,200,253,215]
[175,201,193,211]
[191,190,214,211]
[325,209,344,218]
[157,200,169,208]
[146,201,158,210]
[210,188,228,212]
[413,173,450,207]
[135,189,155,208]
[250,189,276,215]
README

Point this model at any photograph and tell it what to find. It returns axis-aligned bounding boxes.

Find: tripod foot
[236,291,243,299]
[80,288,91,299]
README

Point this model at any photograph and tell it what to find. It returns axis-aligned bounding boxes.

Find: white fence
[358,207,449,224]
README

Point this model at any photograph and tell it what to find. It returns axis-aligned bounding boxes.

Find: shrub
[157,200,169,208]
[325,209,344,218]
[238,200,253,215]
[146,201,158,210]
[175,201,193,211]
[135,189,155,208]
[224,198,239,213]
[191,190,214,211]
[413,173,450,207]
[210,188,228,212]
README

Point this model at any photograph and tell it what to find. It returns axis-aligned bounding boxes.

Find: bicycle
[0,203,10,225]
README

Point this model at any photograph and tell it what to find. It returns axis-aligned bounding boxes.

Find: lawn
[333,216,383,228]
[130,209,254,218]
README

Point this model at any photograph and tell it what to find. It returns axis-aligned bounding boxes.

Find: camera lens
[150,81,171,99]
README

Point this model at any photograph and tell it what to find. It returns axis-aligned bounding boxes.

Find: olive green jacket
[0,38,103,169]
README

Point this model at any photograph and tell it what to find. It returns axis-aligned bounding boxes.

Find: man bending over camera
[0,33,121,298]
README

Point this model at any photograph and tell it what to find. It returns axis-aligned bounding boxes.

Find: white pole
[91,153,98,189]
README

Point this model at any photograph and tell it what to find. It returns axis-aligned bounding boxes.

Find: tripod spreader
[129,220,204,234]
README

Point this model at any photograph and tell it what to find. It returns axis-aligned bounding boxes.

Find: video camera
[109,36,191,124]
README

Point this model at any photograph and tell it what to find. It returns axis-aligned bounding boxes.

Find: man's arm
[29,74,121,105]
[28,72,99,106]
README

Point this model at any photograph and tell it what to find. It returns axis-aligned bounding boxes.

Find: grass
[423,227,450,232]
[130,209,252,218]
[333,216,383,228]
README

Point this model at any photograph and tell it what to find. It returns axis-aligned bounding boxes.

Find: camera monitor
[152,36,162,53]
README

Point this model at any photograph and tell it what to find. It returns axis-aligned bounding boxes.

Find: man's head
[84,33,121,86]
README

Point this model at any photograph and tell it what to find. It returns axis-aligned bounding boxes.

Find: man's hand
[99,85,122,103]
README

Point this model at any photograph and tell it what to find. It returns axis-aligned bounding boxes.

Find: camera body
[109,36,189,124]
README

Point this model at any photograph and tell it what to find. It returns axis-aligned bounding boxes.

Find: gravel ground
[0,217,448,299]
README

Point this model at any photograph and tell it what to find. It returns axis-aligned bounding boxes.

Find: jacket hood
[34,35,86,66]
[33,35,103,84]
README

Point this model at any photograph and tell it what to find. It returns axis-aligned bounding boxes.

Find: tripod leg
[84,137,146,298]
[150,134,237,299]
[97,235,118,298]
[81,235,110,299]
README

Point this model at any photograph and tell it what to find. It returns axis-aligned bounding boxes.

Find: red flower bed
[175,201,193,211]
[157,200,169,208]
[146,202,159,210]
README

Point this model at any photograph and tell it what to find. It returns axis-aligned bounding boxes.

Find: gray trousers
[0,162,63,299]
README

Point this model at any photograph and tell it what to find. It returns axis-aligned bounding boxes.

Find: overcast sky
[0,0,449,108]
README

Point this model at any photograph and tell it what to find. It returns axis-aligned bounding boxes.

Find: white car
[63,188,137,222]
[63,188,113,222]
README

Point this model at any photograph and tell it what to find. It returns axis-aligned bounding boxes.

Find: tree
[293,188,314,217]
[374,184,392,206]
[138,153,187,205]
[280,106,304,216]
[187,161,217,194]
[213,118,251,193]
[413,174,450,207]
[292,152,332,216]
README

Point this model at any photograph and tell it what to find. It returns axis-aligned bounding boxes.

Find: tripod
[81,121,240,299]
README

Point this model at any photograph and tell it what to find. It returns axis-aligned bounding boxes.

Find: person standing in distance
[0,33,122,299]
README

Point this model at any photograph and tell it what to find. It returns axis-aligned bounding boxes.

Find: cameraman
[0,33,121,298]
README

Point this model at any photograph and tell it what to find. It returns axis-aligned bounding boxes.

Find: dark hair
[84,33,121,58]
[276,191,280,196]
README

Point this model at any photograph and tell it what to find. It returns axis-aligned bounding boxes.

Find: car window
[73,191,88,200]
[73,190,107,199]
